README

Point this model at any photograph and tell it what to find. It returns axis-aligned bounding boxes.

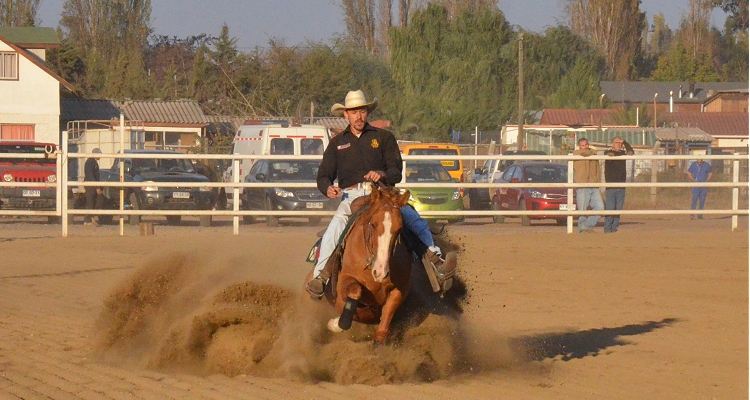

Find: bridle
[362,201,402,270]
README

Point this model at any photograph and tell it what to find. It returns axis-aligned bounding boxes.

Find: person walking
[572,138,604,233]
[687,159,713,219]
[84,148,104,226]
[603,137,634,233]
[305,90,457,299]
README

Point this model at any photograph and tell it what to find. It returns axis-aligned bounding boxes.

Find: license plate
[22,190,41,197]
[306,202,324,209]
[440,160,455,167]
[172,192,190,199]
[559,204,577,210]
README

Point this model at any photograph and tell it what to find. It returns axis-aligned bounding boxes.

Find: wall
[0,41,59,144]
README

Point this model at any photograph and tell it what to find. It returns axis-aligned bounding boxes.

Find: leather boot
[422,249,457,294]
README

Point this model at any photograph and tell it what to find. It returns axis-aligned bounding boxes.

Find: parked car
[469,150,547,210]
[241,159,336,227]
[0,142,58,223]
[99,150,216,226]
[404,160,464,224]
[399,143,465,184]
[491,162,574,226]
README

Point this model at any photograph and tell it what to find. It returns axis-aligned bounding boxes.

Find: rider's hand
[364,170,385,183]
[327,185,342,199]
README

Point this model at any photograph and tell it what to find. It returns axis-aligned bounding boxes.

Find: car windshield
[131,157,195,173]
[523,164,567,182]
[407,148,459,171]
[268,160,320,181]
[0,145,55,165]
[405,162,453,183]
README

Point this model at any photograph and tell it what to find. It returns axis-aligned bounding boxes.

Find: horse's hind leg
[328,279,363,333]
[374,288,404,344]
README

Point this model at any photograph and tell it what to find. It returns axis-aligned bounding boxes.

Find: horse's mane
[354,187,403,226]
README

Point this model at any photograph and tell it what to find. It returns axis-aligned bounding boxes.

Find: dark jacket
[84,158,100,181]
[604,141,633,184]
[317,123,402,194]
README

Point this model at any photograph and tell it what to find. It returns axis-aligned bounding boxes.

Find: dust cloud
[93,244,525,385]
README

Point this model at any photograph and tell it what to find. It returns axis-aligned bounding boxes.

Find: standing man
[603,136,634,233]
[573,138,604,233]
[84,148,104,226]
[305,90,457,299]
[687,159,713,219]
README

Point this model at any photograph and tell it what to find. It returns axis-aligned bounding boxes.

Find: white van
[225,122,330,183]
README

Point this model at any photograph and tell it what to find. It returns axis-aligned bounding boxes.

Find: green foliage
[546,58,602,109]
[650,39,720,81]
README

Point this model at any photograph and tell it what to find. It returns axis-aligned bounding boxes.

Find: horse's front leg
[373,288,404,344]
[328,278,363,333]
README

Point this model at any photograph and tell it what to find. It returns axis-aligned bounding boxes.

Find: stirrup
[305,277,326,300]
[422,252,457,294]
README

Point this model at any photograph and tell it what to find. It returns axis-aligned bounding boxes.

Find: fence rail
[1,148,746,236]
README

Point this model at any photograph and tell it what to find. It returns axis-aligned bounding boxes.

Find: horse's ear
[396,189,410,207]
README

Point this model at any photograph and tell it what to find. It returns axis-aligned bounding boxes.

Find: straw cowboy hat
[331,90,378,117]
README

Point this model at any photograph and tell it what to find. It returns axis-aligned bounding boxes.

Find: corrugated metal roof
[61,99,121,122]
[540,109,616,125]
[113,100,207,125]
[314,117,348,131]
[0,27,59,47]
[601,81,748,104]
[653,127,713,142]
[664,112,748,137]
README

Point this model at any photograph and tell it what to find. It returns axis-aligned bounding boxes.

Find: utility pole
[517,33,524,151]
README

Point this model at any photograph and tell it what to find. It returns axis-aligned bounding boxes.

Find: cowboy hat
[331,90,378,117]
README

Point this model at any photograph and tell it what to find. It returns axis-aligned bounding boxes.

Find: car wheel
[265,197,279,227]
[216,188,227,210]
[519,199,531,226]
[129,193,141,225]
[199,215,212,227]
[491,198,504,224]
[98,215,113,225]
[47,216,61,224]
[556,218,567,226]
[308,216,322,226]
[166,215,182,225]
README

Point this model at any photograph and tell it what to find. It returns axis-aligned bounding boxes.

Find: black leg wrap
[338,297,358,330]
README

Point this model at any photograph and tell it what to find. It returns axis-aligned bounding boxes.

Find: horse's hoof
[327,317,343,333]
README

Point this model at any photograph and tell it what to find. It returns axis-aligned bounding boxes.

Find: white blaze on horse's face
[371,212,393,283]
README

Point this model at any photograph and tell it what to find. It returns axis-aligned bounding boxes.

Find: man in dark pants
[84,148,104,226]
[603,137,634,233]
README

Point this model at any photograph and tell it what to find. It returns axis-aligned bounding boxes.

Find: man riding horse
[306,90,457,299]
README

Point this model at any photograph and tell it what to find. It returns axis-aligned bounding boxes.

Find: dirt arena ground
[0,214,747,399]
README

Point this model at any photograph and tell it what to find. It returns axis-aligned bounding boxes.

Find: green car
[403,161,464,223]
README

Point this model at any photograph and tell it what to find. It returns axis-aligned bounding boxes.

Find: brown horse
[316,186,412,344]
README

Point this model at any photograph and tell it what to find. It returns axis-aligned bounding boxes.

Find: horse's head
[362,187,411,283]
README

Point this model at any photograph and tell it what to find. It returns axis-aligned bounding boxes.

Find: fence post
[732,159,739,231]
[567,159,574,234]
[61,135,69,237]
[233,157,240,235]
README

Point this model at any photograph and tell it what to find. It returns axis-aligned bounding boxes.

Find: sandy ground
[0,214,747,399]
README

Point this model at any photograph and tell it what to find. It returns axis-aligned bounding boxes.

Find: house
[600,81,748,114]
[61,98,209,159]
[0,27,75,144]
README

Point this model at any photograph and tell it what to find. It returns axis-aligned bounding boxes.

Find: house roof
[663,112,748,137]
[0,34,75,92]
[653,127,714,142]
[540,109,617,126]
[113,100,208,125]
[601,81,749,104]
[0,27,60,48]
[61,99,209,126]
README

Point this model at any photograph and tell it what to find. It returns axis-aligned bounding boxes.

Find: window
[1,125,34,140]
[0,52,18,79]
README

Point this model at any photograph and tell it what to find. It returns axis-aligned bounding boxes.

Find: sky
[36,0,729,50]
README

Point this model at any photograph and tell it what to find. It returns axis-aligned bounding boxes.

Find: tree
[0,0,40,26]
[650,38,719,81]
[341,0,377,54]
[713,0,749,33]
[546,58,603,109]
[563,0,646,80]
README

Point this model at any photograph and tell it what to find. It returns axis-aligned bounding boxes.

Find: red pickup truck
[0,141,58,220]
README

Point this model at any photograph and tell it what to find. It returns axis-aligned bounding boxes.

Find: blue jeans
[691,187,707,218]
[576,188,603,232]
[604,188,626,233]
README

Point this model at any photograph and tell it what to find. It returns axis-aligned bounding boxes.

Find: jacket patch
[337,143,351,150]
[371,139,379,149]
